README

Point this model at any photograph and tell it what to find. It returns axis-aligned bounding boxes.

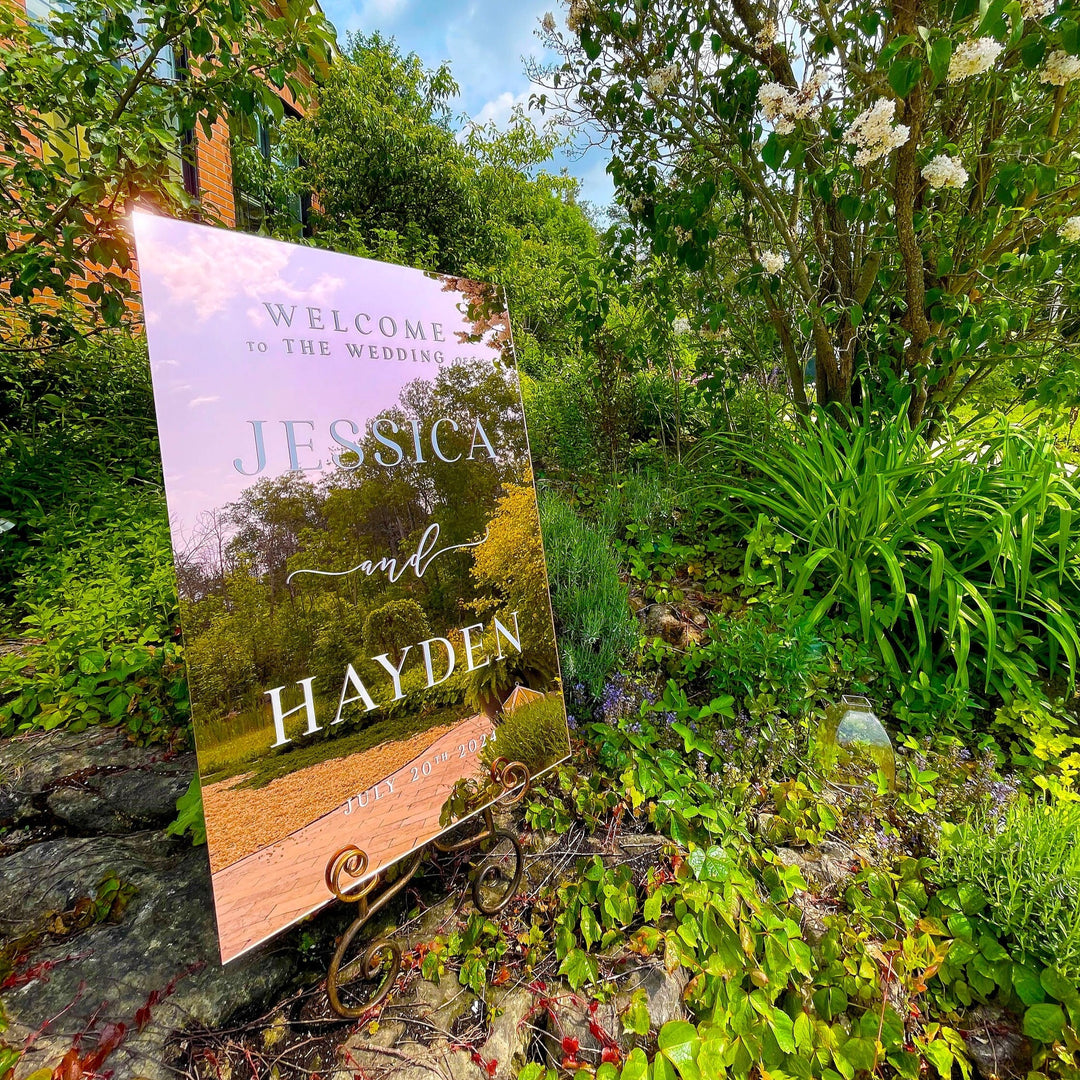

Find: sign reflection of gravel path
[210,714,495,962]
[203,719,462,873]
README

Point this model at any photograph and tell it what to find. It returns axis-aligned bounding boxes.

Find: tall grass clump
[711,408,1080,711]
[482,694,570,777]
[538,488,637,697]
[937,798,1080,978]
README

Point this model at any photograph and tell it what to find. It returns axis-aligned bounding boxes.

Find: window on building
[27,1,197,196]
[232,103,310,236]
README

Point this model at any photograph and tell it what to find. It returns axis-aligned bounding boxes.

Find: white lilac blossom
[843,98,910,166]
[948,37,1004,82]
[757,81,794,121]
[760,250,786,274]
[646,63,679,97]
[542,11,556,32]
[673,317,691,334]
[1060,216,1080,243]
[756,19,777,48]
[1040,50,1080,85]
[921,154,969,190]
[1022,0,1054,18]
[756,74,824,132]
[567,0,590,32]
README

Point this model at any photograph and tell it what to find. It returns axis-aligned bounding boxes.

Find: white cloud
[471,82,546,128]
[135,218,346,323]
[188,395,220,407]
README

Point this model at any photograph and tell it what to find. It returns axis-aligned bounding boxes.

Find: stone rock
[543,957,688,1068]
[961,1005,1031,1079]
[335,979,535,1080]
[0,726,195,833]
[45,761,192,834]
[2,832,295,1080]
[644,604,684,646]
[774,841,857,893]
[480,986,536,1079]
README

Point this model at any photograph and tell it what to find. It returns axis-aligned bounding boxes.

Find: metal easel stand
[323,757,531,1018]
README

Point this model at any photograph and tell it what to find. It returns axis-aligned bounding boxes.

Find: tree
[536,0,1080,423]
[0,0,334,350]
[285,32,492,274]
[362,599,430,665]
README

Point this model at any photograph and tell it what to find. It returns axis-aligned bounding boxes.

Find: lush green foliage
[539,488,639,696]
[0,0,333,347]
[717,409,1080,722]
[938,798,1080,979]
[541,0,1080,422]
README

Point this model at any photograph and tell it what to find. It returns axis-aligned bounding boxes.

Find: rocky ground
[0,727,688,1080]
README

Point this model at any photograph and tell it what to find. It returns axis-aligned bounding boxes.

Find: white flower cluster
[843,98,909,166]
[647,64,679,97]
[948,37,1004,82]
[756,19,777,49]
[542,11,556,33]
[921,154,969,190]
[567,0,591,32]
[1061,216,1080,243]
[760,250,786,274]
[1040,50,1080,85]
[1022,0,1054,18]
[757,73,825,134]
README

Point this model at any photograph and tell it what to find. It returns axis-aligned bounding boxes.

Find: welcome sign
[133,213,569,962]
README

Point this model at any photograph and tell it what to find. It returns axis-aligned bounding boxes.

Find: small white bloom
[673,317,691,334]
[948,37,1004,82]
[775,116,795,134]
[646,63,679,97]
[760,250,786,274]
[1040,50,1080,85]
[1060,216,1080,243]
[756,19,777,49]
[567,0,590,32]
[542,11,556,32]
[844,98,909,165]
[922,154,969,190]
[1022,0,1054,18]
[757,81,794,121]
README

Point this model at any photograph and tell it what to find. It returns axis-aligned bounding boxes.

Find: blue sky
[319,0,615,212]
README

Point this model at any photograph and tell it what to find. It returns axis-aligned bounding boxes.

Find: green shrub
[0,482,188,742]
[937,798,1080,979]
[713,408,1080,719]
[681,608,831,721]
[538,489,637,697]
[482,693,569,777]
[362,598,430,664]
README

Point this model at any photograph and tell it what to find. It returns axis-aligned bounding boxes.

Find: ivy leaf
[620,1048,649,1080]
[687,845,730,882]
[921,1039,953,1078]
[769,1008,796,1054]
[559,948,598,992]
[643,889,664,924]
[1011,964,1046,1005]
[657,1020,701,1080]
[1040,967,1080,1006]
[622,990,651,1036]
[580,905,601,950]
[1022,1003,1066,1043]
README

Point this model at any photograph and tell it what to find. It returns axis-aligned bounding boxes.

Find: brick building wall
[11,0,319,231]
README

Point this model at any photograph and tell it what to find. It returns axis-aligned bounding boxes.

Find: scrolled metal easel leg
[323,760,532,1018]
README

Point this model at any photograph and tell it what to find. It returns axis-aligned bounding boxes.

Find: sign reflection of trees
[177,359,532,747]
